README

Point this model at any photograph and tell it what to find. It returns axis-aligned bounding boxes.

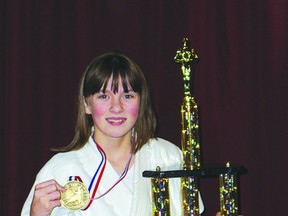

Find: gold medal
[61,181,90,211]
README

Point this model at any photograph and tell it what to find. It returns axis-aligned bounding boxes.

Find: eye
[97,93,109,99]
[124,91,137,99]
[124,94,134,99]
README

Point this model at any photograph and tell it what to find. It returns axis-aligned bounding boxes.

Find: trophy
[175,38,201,216]
[143,38,246,216]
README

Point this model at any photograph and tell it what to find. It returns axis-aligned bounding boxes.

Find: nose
[110,97,123,114]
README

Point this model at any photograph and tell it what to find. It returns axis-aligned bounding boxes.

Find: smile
[106,118,126,124]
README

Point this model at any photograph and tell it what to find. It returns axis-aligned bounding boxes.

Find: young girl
[21,52,204,216]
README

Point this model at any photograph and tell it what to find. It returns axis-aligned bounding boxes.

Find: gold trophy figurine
[174,38,201,216]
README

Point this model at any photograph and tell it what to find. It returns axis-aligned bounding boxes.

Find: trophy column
[219,163,239,216]
[151,166,170,216]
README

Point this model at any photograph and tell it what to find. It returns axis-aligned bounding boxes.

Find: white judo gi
[21,137,204,216]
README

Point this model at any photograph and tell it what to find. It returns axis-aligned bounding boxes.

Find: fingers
[35,179,65,193]
[31,179,65,216]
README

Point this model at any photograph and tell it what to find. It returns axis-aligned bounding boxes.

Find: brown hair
[57,52,156,153]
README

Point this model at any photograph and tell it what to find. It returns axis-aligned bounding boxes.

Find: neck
[95,136,131,155]
[93,134,134,174]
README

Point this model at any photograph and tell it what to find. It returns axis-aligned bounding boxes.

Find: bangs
[83,54,142,97]
[103,64,141,94]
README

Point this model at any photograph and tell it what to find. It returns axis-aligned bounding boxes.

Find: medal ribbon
[91,150,132,200]
[83,138,132,210]
[83,142,106,210]
[68,176,83,182]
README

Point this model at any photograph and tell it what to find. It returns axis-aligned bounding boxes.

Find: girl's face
[84,77,140,143]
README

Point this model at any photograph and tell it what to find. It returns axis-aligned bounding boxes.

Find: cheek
[129,107,139,117]
[91,105,106,117]
[127,104,140,117]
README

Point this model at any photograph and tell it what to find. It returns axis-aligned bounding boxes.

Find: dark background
[1,1,288,215]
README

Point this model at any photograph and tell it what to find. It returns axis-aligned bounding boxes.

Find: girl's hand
[30,179,65,216]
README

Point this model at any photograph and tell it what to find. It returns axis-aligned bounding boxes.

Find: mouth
[106,118,126,124]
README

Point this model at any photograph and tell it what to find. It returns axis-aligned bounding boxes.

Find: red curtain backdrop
[1,1,288,215]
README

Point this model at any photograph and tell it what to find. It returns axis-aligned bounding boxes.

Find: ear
[84,98,92,114]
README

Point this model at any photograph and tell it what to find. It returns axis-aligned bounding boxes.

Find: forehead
[101,75,132,93]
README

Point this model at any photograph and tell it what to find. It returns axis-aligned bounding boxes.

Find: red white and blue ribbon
[68,176,83,182]
[83,137,132,210]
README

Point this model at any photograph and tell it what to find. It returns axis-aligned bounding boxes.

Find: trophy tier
[143,165,247,179]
